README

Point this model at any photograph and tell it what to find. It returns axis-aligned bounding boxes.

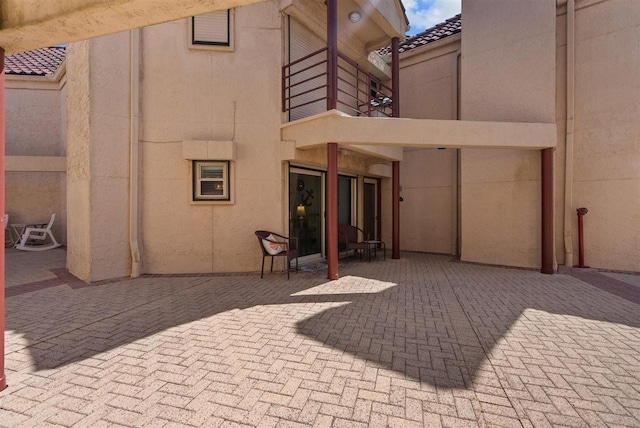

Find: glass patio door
[363,178,378,240]
[289,168,324,259]
[338,175,356,226]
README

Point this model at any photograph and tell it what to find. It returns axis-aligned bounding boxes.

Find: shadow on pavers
[5,273,325,372]
[5,252,640,391]
[296,254,640,389]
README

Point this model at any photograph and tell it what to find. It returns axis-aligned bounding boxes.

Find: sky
[404,0,461,35]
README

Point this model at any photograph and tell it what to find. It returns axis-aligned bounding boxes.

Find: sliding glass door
[363,178,378,240]
[289,168,324,259]
[289,167,357,260]
[338,175,356,226]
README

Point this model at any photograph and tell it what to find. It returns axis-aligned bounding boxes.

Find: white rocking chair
[4,214,14,247]
[15,213,61,251]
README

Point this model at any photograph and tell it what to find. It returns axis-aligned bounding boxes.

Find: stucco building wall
[558,0,640,271]
[5,78,67,244]
[397,39,459,255]
[61,0,639,280]
[6,88,64,156]
[66,0,399,279]
[394,0,638,273]
[459,0,556,269]
[138,2,286,274]
[67,33,131,282]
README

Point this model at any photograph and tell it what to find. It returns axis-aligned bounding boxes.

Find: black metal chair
[255,230,298,279]
[338,224,370,262]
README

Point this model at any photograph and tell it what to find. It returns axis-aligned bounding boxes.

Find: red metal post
[392,161,400,259]
[376,178,382,242]
[391,38,401,260]
[391,37,400,118]
[0,47,7,391]
[327,143,339,280]
[325,0,339,279]
[541,148,554,274]
[576,207,588,268]
[326,0,338,112]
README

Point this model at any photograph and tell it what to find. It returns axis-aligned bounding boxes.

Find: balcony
[282,47,393,121]
[279,18,556,166]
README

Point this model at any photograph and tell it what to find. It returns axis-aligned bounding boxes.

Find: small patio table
[364,240,386,261]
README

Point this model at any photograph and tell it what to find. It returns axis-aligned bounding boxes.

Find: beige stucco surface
[52,0,640,280]
[554,10,569,271]
[283,0,407,63]
[399,37,459,121]
[0,0,267,54]
[61,0,410,279]
[400,149,456,254]
[5,76,67,245]
[65,41,91,281]
[397,38,459,255]
[0,0,406,56]
[139,3,286,274]
[5,156,66,172]
[282,111,556,150]
[6,86,64,156]
[563,0,640,271]
[5,172,66,243]
[462,149,542,267]
[66,34,131,282]
[460,0,556,269]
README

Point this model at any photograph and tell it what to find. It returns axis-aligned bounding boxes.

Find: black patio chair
[255,230,299,279]
[338,224,370,262]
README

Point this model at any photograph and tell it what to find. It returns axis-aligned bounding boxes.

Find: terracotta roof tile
[379,14,461,55]
[5,47,66,76]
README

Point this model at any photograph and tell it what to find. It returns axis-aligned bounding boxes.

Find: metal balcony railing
[282,48,393,121]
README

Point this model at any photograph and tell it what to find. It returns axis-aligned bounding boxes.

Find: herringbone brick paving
[1,253,639,427]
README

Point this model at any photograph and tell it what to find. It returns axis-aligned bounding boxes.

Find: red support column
[0,47,7,391]
[326,0,337,112]
[576,207,588,268]
[327,143,339,280]
[541,148,554,274]
[392,161,400,259]
[391,37,401,260]
[391,37,400,118]
[325,0,339,280]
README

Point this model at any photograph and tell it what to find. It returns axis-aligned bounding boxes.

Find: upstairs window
[192,10,231,47]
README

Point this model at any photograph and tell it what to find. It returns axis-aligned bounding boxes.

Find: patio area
[1,249,639,427]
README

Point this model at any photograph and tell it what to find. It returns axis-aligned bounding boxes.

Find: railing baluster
[282,48,393,119]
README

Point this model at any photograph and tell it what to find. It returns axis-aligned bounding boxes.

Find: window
[193,161,230,201]
[192,10,231,46]
[338,175,357,226]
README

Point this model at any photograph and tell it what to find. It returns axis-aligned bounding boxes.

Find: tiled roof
[5,47,66,76]
[379,14,461,55]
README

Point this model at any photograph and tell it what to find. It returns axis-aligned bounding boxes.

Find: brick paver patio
[1,251,639,427]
